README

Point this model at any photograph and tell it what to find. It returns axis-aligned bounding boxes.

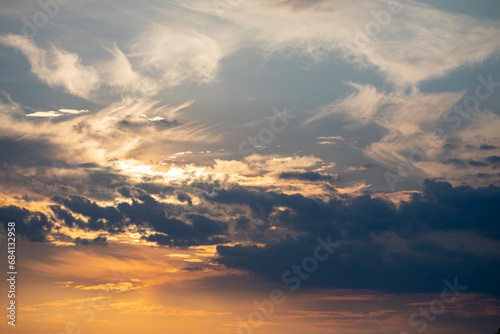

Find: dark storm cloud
[53,195,123,229]
[184,213,225,236]
[50,205,86,229]
[480,144,497,150]
[144,233,171,246]
[407,239,458,258]
[0,205,53,242]
[144,232,225,247]
[119,194,226,246]
[209,180,500,240]
[216,234,500,295]
[405,180,500,239]
[52,178,500,245]
[207,187,276,219]
[46,179,500,293]
[53,192,226,246]
[279,171,336,181]
[486,156,500,165]
[211,180,500,294]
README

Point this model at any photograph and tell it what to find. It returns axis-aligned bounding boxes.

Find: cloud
[315,136,347,146]
[26,111,63,117]
[204,179,500,293]
[73,281,135,292]
[481,144,497,150]
[305,83,386,125]
[26,109,90,117]
[0,34,183,100]
[486,156,500,165]
[58,109,90,115]
[314,294,388,301]
[0,95,222,205]
[0,1,499,311]
[25,243,231,291]
[0,205,53,242]
[52,192,227,247]
[417,110,500,185]
[50,205,86,229]
[186,0,500,86]
[3,0,500,103]
[216,226,500,295]
[131,24,227,88]
[106,300,230,317]
[279,171,336,182]
[303,79,500,186]
[0,34,99,98]
[53,194,125,232]
[0,135,60,168]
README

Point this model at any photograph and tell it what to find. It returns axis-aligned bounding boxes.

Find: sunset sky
[1,0,500,333]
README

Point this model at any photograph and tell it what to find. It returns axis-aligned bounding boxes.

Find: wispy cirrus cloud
[4,0,500,101]
[0,35,164,100]
[131,24,229,88]
[181,0,500,86]
[0,34,99,99]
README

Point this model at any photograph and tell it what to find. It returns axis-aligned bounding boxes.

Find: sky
[0,0,500,333]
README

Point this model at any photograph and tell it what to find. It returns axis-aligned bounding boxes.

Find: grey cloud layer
[7,177,495,295]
